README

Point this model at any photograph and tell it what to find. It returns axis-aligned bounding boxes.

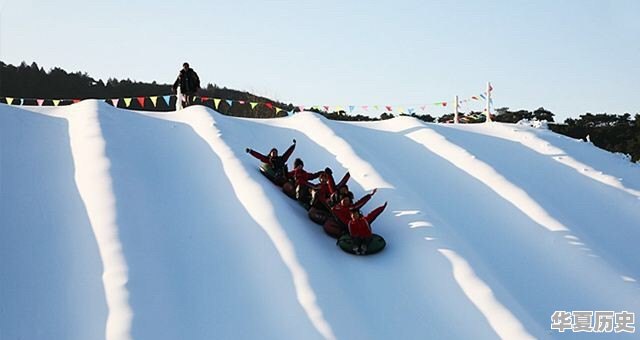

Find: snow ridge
[66,101,132,340]
[405,126,568,232]
[172,107,337,340]
[462,124,640,198]
[439,249,535,340]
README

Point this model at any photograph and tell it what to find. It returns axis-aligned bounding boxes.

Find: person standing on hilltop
[172,62,200,107]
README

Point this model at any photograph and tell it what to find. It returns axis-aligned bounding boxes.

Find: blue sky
[1,0,638,120]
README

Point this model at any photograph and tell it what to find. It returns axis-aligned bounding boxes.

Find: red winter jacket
[348,204,386,238]
[313,172,349,205]
[288,168,322,187]
[331,192,373,225]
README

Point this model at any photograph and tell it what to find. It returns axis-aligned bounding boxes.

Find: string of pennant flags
[0,86,493,115]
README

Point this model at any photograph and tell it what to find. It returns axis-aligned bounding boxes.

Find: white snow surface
[1,101,639,339]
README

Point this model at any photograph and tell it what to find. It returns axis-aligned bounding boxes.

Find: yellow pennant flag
[373,105,380,111]
[213,98,221,109]
[124,98,132,107]
[53,99,61,106]
[397,107,405,113]
[150,96,158,107]
[250,102,258,109]
[275,107,283,114]
[6,97,13,105]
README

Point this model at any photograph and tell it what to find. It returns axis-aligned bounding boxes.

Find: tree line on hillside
[1,61,638,162]
[0,61,292,118]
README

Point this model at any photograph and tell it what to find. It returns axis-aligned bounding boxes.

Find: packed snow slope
[1,100,639,339]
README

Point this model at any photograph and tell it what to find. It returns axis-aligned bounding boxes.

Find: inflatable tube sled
[308,207,331,225]
[259,163,288,187]
[323,218,346,238]
[282,182,297,200]
[337,234,386,255]
[282,183,312,210]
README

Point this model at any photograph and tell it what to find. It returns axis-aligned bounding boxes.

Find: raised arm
[247,148,270,163]
[282,139,296,162]
[365,202,387,224]
[336,171,350,188]
[353,189,376,210]
[327,171,337,194]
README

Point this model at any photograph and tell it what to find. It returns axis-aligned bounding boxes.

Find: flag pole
[486,81,492,123]
[454,95,459,124]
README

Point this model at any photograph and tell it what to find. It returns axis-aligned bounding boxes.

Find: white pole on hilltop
[486,81,492,123]
[454,95,459,124]
[176,86,183,111]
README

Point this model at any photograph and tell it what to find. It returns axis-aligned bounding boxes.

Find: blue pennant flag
[226,100,233,107]
[162,95,171,106]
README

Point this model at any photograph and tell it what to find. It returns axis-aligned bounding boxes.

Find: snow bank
[2,102,639,339]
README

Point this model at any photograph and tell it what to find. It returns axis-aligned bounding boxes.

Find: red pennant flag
[238,100,246,105]
[362,106,369,111]
[323,106,329,111]
[201,96,209,102]
[489,83,493,92]
[420,106,426,111]
[442,102,448,107]
[265,103,273,109]
[37,99,45,106]
[137,97,145,107]
[385,106,392,111]
[73,99,81,104]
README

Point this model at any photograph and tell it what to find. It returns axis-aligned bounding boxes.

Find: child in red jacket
[310,168,350,211]
[331,189,376,226]
[287,158,323,204]
[348,202,387,254]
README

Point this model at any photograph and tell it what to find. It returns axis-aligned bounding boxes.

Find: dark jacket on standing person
[173,68,200,95]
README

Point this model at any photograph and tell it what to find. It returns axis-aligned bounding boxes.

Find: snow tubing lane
[337,234,386,255]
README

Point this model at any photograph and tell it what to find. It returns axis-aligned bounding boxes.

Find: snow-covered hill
[1,100,639,339]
